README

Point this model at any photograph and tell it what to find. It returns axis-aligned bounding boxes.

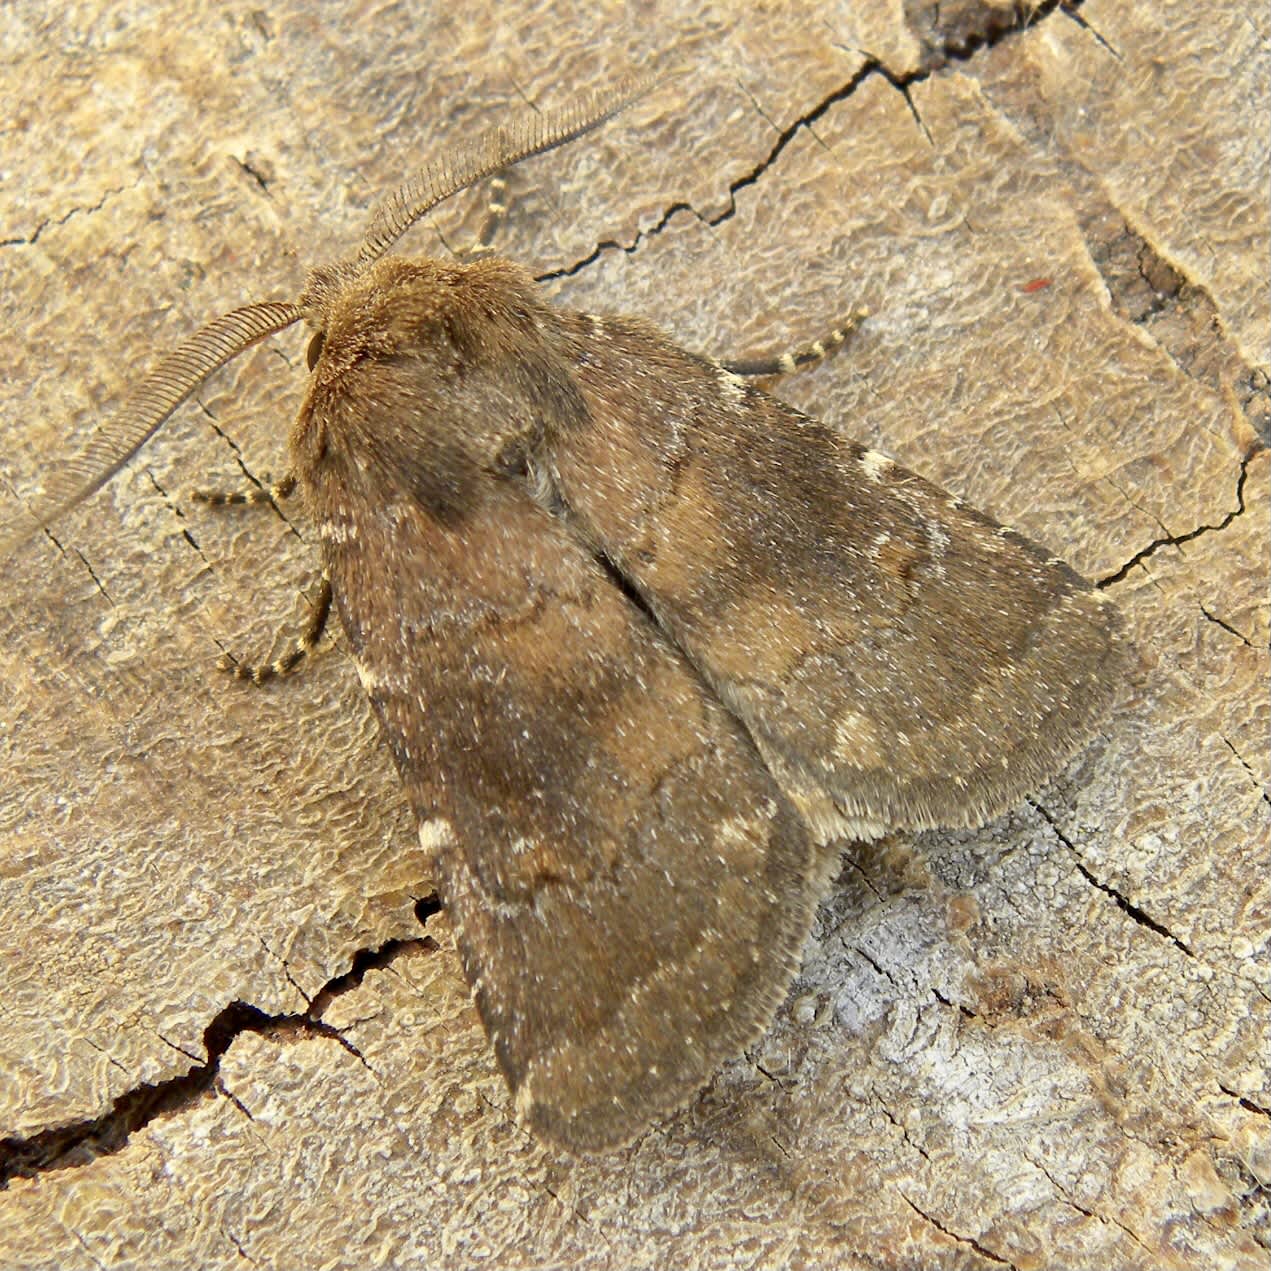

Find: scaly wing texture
[301,377,818,1153]
[546,313,1126,837]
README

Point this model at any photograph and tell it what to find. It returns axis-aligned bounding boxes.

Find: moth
[4,80,1124,1153]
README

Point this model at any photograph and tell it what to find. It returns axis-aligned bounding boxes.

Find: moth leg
[193,472,325,683]
[458,173,511,258]
[722,308,869,379]
[190,473,297,507]
[218,573,333,685]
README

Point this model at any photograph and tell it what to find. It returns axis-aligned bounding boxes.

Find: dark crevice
[932,986,977,1020]
[909,0,1067,65]
[1030,799,1196,958]
[0,900,441,1191]
[540,1166,608,1240]
[878,1096,932,1162]
[540,1,1083,284]
[734,80,780,135]
[1219,737,1271,809]
[1220,1084,1271,1121]
[83,1038,129,1077]
[41,523,66,556]
[270,344,298,373]
[260,935,310,1006]
[1098,450,1256,588]
[510,79,543,115]
[1201,605,1255,648]
[1025,1153,1156,1254]
[1027,1153,1097,1220]
[474,1087,508,1123]
[69,1228,109,1271]
[0,179,137,249]
[1060,5,1124,59]
[227,1229,259,1265]
[310,893,441,1016]
[146,468,204,557]
[1131,237,1187,322]
[535,201,695,283]
[1,1003,310,1187]
[73,548,115,607]
[750,1059,784,1088]
[231,154,272,196]
[156,1031,205,1065]
[216,1078,257,1123]
[1240,368,1271,445]
[840,854,885,902]
[414,892,444,923]
[1084,217,1257,413]
[708,59,881,230]
[900,1192,1018,1267]
[192,396,305,543]
[892,77,934,145]
[848,942,889,981]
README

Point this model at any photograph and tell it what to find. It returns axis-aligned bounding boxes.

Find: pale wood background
[0,1,1267,1268]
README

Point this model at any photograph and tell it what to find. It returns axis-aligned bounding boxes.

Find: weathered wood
[0,1,1266,1267]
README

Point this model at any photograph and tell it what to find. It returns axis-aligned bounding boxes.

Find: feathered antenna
[0,75,653,559]
[0,301,301,558]
[358,73,653,264]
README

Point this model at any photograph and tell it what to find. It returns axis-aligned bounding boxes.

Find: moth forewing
[292,259,822,1150]
[541,311,1126,836]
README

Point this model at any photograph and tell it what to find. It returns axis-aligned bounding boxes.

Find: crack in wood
[542,1,1091,285]
[0,902,439,1192]
[0,178,139,249]
[1029,798,1197,958]
[900,1191,1019,1267]
[1099,450,1258,587]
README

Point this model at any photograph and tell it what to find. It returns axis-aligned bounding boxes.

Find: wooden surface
[0,1,1267,1268]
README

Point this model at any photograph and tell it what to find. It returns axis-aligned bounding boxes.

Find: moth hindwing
[29,82,1124,1153]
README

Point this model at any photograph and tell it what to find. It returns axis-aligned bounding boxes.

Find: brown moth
[2,81,1125,1153]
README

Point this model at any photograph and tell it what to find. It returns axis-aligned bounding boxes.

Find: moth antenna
[0,300,301,558]
[358,73,654,265]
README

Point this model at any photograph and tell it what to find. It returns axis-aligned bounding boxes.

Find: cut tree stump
[0,2,1267,1268]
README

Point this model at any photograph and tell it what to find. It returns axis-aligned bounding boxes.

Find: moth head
[292,253,574,505]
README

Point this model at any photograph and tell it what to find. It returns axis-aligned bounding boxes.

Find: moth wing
[312,421,818,1152]
[546,313,1125,837]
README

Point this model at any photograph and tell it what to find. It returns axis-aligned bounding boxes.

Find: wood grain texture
[0,1,1267,1267]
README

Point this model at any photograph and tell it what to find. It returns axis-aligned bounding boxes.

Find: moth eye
[306,330,326,371]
